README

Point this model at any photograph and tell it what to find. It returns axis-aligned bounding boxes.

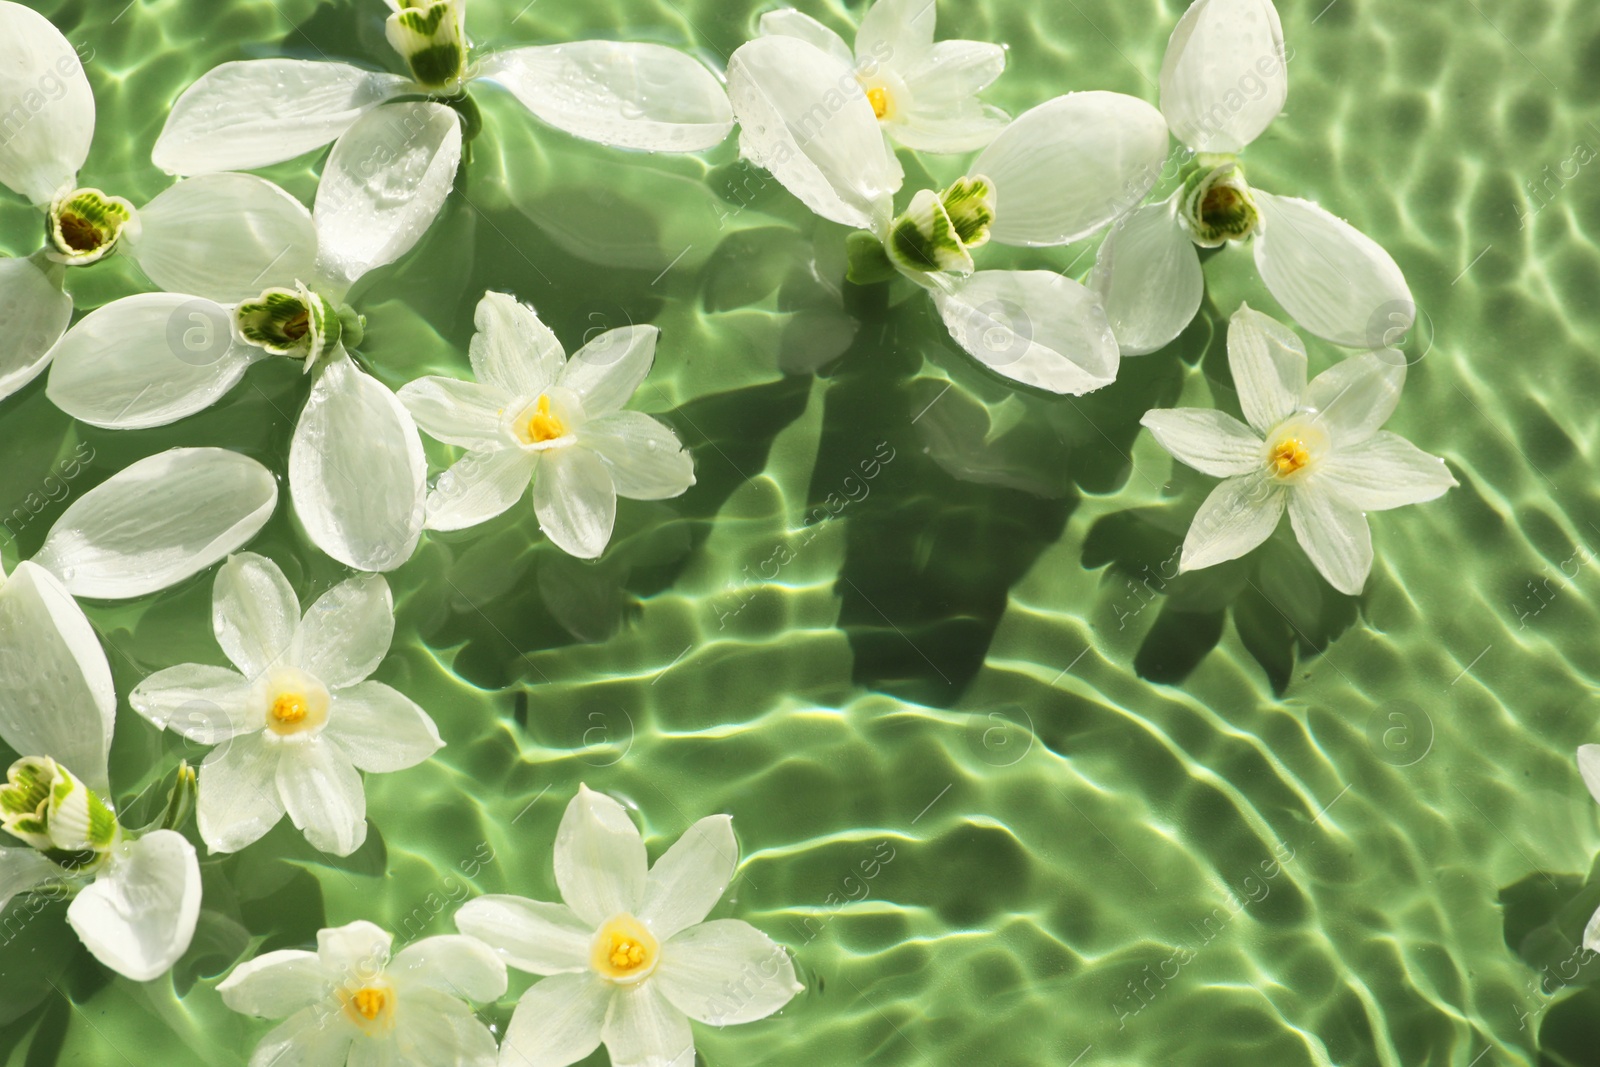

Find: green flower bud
[46,187,137,266]
[1179,158,1259,248]
[0,756,120,862]
[234,281,344,366]
[387,0,468,90]
[885,176,997,278]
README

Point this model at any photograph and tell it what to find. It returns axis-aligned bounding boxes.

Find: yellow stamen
[608,937,648,970]
[1269,438,1310,477]
[867,86,890,119]
[520,395,568,444]
[590,914,659,982]
[352,987,387,1020]
[271,693,309,725]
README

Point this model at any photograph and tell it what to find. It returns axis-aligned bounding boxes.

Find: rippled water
[3,0,1599,1063]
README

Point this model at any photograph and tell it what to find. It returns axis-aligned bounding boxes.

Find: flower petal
[1090,194,1205,356]
[579,413,694,501]
[1253,191,1414,350]
[757,9,853,64]
[424,448,535,532]
[324,681,442,774]
[1140,409,1262,477]
[532,447,618,559]
[468,291,565,399]
[34,447,278,600]
[1180,473,1285,572]
[1579,745,1600,808]
[0,847,62,913]
[1287,481,1373,595]
[656,920,802,1025]
[0,256,71,402]
[0,562,114,791]
[1302,349,1405,447]
[602,983,694,1067]
[0,4,94,205]
[314,102,463,294]
[638,815,737,941]
[213,552,300,679]
[480,43,734,153]
[197,732,284,854]
[931,270,1121,395]
[317,920,392,977]
[397,376,512,449]
[390,935,507,1002]
[278,737,367,857]
[556,325,658,416]
[891,41,1009,153]
[248,1006,355,1067]
[554,784,647,926]
[123,174,319,303]
[289,355,426,573]
[217,949,331,1018]
[971,92,1169,247]
[1159,0,1287,154]
[391,987,500,1067]
[129,664,255,744]
[726,35,901,230]
[152,60,409,175]
[856,0,936,66]
[1226,303,1306,434]
[889,106,1009,154]
[1316,432,1456,512]
[290,574,394,690]
[499,973,609,1067]
[45,293,260,430]
[66,829,201,982]
[454,896,593,976]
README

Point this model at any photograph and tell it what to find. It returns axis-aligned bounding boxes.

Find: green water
[3,0,1599,1063]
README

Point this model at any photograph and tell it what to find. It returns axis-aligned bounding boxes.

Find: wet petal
[1226,303,1306,434]
[1302,349,1405,446]
[213,552,299,678]
[901,40,1007,105]
[278,737,367,857]
[197,732,284,854]
[580,412,694,501]
[1090,195,1205,356]
[468,291,565,399]
[1287,480,1373,595]
[67,830,201,982]
[0,4,94,205]
[391,987,500,1067]
[217,949,331,1018]
[0,257,71,402]
[291,574,394,689]
[856,0,936,66]
[498,973,609,1067]
[397,375,512,450]
[424,448,535,532]
[1180,473,1285,572]
[317,919,392,977]
[454,896,593,976]
[390,935,507,1002]
[1316,432,1455,512]
[602,983,693,1067]
[533,447,618,559]
[638,815,737,940]
[556,325,657,416]
[656,920,801,1025]
[1140,409,1262,477]
[129,664,255,744]
[1159,0,1287,153]
[554,784,647,926]
[249,1006,355,1067]
[757,9,853,64]
[324,681,442,774]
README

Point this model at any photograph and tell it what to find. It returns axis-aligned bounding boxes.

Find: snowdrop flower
[457,786,802,1067]
[397,292,694,559]
[0,2,364,404]
[1091,0,1412,353]
[44,156,450,571]
[218,920,506,1067]
[1140,305,1455,594]
[129,553,443,857]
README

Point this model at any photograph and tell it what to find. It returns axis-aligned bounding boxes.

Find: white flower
[1091,0,1413,353]
[129,553,444,857]
[397,292,694,559]
[218,920,506,1067]
[456,785,802,1067]
[1578,747,1600,952]
[1140,305,1455,594]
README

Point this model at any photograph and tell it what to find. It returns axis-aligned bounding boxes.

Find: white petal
[314,102,463,293]
[1226,302,1306,434]
[638,815,736,941]
[1302,349,1405,446]
[45,293,260,430]
[289,356,426,573]
[123,174,319,303]
[556,325,657,416]
[35,447,278,600]
[726,36,901,230]
[468,291,565,399]
[901,40,1007,106]
[481,43,734,153]
[197,732,285,854]
[1586,904,1600,956]
[129,664,255,743]
[397,376,512,449]
[532,447,617,559]
[1159,0,1287,154]
[217,949,331,1018]
[554,784,647,926]
[1316,432,1456,512]
[499,973,609,1067]
[0,4,93,205]
[1287,481,1372,595]
[424,448,535,532]
[889,107,1008,154]
[656,920,801,1025]
[391,988,500,1067]
[0,562,113,790]
[291,574,393,689]
[323,681,442,774]
[454,896,593,976]
[390,935,507,1002]
[317,919,392,977]
[757,9,853,64]
[602,983,694,1067]
[67,829,201,982]
[1579,745,1600,808]
[1180,473,1285,572]
[932,270,1121,395]
[0,847,61,913]
[856,0,936,66]
[1140,409,1262,477]
[580,413,694,501]
[1253,191,1414,350]
[248,1006,355,1067]
[152,60,409,175]
[1090,195,1205,355]
[278,737,367,857]
[971,92,1169,247]
[213,552,300,679]
[0,256,71,401]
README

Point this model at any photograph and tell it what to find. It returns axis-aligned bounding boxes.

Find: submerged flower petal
[424,448,536,532]
[656,919,801,1025]
[198,731,285,854]
[323,681,443,774]
[602,982,694,1067]
[0,257,72,403]
[557,325,659,417]
[291,574,394,690]
[1140,409,1263,477]
[580,412,695,501]
[1159,0,1288,154]
[213,553,300,679]
[0,3,94,205]
[638,815,737,941]
[1316,432,1456,512]
[1180,473,1285,572]
[1090,195,1205,356]
[555,785,648,926]
[1226,302,1307,435]
[532,447,618,559]
[278,737,367,857]
[1287,479,1373,595]
[66,829,201,982]
[217,949,332,1018]
[499,972,610,1067]
[455,896,593,976]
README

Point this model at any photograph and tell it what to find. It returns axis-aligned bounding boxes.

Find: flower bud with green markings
[46,187,139,266]
[0,756,121,870]
[234,281,350,368]
[1178,156,1260,248]
[386,0,468,89]
[883,175,997,278]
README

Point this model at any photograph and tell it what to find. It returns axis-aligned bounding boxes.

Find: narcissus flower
[456,786,802,1067]
[219,920,506,1067]
[1140,305,1455,594]
[129,553,443,857]
[398,292,694,559]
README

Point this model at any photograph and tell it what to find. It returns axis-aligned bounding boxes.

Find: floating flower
[1140,305,1455,594]
[218,920,506,1067]
[397,292,694,559]
[129,553,443,857]
[456,785,802,1067]
[1091,0,1412,353]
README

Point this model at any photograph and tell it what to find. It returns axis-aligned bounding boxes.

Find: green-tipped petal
[46,188,138,266]
[888,188,975,276]
[45,761,119,853]
[0,757,57,850]
[942,176,996,249]
[386,0,468,89]
[233,282,342,364]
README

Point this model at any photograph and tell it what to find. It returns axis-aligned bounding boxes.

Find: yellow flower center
[1268,437,1310,478]
[258,668,331,738]
[518,395,568,445]
[338,982,396,1032]
[352,987,387,1020]
[590,913,660,984]
[271,693,309,725]
[866,86,891,119]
